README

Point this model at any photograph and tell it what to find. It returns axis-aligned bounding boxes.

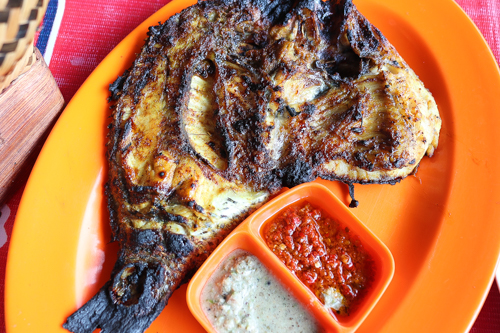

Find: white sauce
[201,250,320,333]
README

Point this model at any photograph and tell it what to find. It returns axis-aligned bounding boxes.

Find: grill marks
[182,59,228,171]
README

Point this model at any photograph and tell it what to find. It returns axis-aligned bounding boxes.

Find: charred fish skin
[64,0,441,332]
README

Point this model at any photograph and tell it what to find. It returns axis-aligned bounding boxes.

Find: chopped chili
[263,202,375,316]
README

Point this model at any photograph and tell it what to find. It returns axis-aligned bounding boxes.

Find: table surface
[1,0,499,332]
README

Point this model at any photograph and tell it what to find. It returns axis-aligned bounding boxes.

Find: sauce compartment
[187,183,394,333]
[262,202,376,319]
[187,230,330,332]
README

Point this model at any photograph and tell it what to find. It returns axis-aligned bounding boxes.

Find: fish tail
[63,260,171,333]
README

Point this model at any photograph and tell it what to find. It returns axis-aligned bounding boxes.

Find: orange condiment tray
[5,0,500,332]
[187,183,395,333]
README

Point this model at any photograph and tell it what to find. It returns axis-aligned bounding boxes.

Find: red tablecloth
[1,0,499,332]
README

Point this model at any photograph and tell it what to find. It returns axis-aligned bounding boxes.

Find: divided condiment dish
[187,182,395,333]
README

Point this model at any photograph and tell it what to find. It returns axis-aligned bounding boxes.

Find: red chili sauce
[263,202,375,316]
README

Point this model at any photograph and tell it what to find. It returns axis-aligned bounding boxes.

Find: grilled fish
[64,0,441,331]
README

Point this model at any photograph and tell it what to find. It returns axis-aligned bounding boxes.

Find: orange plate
[5,0,500,332]
[187,183,395,333]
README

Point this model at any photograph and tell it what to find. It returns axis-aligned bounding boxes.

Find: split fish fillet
[64,0,441,331]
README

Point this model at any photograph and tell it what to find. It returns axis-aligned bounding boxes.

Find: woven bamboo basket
[0,0,48,91]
